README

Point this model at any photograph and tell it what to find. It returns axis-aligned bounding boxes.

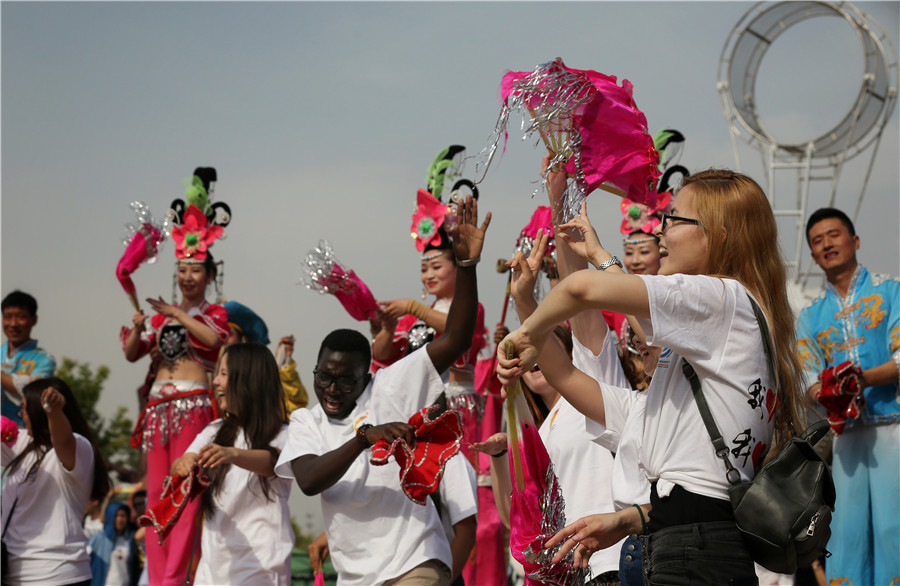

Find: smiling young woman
[499,169,806,584]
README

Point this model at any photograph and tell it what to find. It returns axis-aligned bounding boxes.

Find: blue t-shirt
[1,339,56,426]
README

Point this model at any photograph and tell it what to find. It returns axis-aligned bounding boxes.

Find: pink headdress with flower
[171,204,224,260]
[410,145,479,252]
[163,167,232,302]
[620,127,689,239]
[516,206,556,258]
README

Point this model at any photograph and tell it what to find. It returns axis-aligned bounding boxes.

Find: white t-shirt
[436,453,478,543]
[573,335,652,510]
[540,395,620,575]
[275,346,451,586]
[186,420,293,586]
[636,274,776,500]
[104,536,131,586]
[0,432,95,585]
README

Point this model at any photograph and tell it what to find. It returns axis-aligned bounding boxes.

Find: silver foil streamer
[475,58,600,223]
[523,463,591,586]
[121,201,171,260]
[299,239,362,297]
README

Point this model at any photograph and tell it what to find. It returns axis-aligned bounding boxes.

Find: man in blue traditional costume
[796,207,900,585]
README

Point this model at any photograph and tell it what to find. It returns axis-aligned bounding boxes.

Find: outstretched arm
[498,270,649,386]
[507,235,608,425]
[426,195,491,373]
[291,422,415,495]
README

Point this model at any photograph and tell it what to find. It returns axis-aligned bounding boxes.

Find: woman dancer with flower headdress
[371,148,488,448]
[121,167,230,585]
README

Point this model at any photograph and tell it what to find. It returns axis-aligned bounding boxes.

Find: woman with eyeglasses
[498,169,806,585]
[1,377,110,586]
[170,342,292,585]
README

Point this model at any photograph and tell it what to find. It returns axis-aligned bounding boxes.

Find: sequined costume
[372,300,487,429]
[796,266,900,586]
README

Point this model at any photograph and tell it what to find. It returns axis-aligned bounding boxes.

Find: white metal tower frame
[717,1,898,293]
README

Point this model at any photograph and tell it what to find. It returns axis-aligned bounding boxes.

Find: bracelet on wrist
[491,449,508,458]
[356,424,374,449]
[456,255,480,267]
[632,503,647,535]
[596,256,624,271]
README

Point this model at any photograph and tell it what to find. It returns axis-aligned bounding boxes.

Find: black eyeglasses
[660,213,701,232]
[313,368,361,393]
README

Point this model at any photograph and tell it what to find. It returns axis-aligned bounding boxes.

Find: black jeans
[640,521,758,586]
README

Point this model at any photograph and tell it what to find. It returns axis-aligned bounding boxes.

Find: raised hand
[508,229,549,305]
[451,195,492,266]
[542,154,569,211]
[146,296,180,319]
[558,201,610,267]
[41,386,65,414]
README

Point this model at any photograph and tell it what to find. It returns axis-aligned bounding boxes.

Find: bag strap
[680,293,791,486]
[681,360,743,486]
[746,294,796,437]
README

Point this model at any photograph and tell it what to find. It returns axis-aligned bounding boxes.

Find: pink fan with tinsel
[503,343,587,585]
[116,202,170,312]
[370,405,463,505]
[301,240,380,321]
[477,57,660,222]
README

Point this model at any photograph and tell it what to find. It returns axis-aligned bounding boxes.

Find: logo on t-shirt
[353,413,370,431]
[656,348,673,371]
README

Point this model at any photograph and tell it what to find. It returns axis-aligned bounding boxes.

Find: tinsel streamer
[476,58,659,223]
[300,240,380,321]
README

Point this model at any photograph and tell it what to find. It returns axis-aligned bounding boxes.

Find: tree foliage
[55,357,141,472]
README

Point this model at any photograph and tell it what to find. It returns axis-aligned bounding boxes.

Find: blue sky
[3,1,897,533]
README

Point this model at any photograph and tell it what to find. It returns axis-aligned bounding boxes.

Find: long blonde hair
[682,169,807,457]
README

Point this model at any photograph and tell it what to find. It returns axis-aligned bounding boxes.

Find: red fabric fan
[137,463,210,545]
[370,406,464,505]
[301,240,380,321]
[116,223,164,312]
[815,360,865,434]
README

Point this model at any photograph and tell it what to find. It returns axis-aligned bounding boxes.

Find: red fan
[301,240,380,321]
[115,202,169,311]
[370,405,464,505]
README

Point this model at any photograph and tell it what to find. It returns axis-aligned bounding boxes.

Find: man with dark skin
[276,196,490,586]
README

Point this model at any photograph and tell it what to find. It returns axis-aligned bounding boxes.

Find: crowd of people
[1,155,898,586]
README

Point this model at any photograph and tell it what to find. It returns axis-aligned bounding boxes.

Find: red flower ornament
[410,189,450,252]
[171,204,223,260]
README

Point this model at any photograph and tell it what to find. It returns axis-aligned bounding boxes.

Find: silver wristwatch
[596,256,624,271]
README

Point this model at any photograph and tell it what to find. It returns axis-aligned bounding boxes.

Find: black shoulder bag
[680,295,834,574]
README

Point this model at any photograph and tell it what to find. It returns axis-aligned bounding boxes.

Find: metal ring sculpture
[718,1,897,161]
